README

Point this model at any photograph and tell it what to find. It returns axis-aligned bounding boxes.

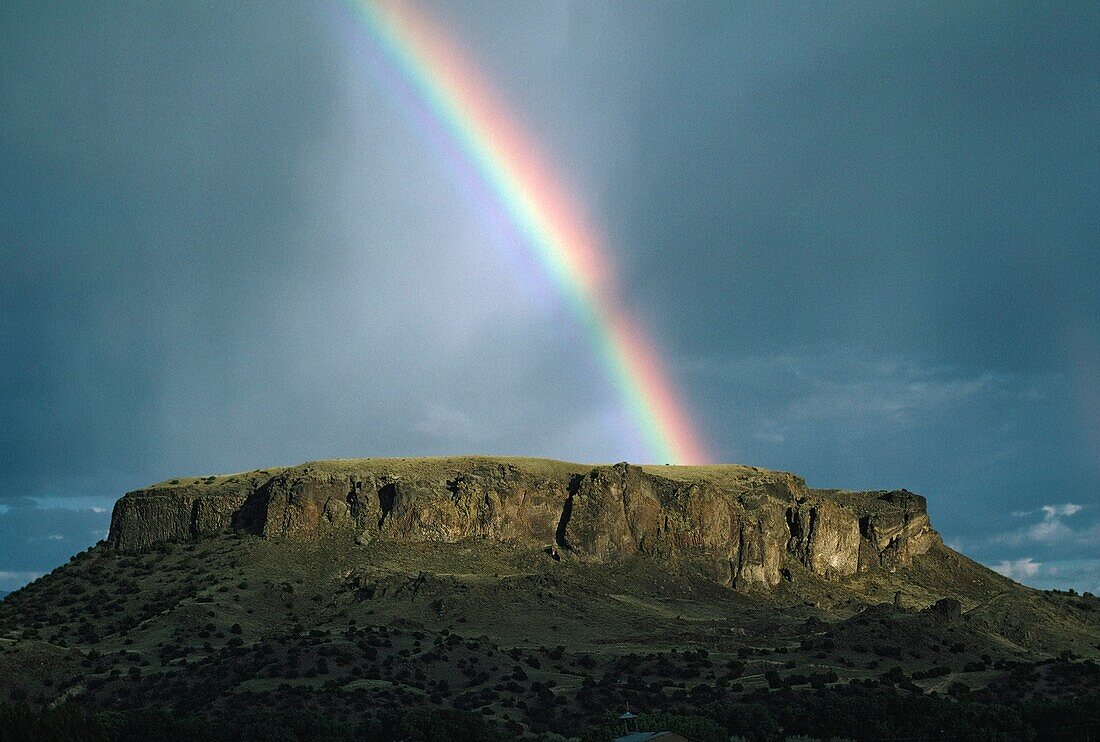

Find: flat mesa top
[144,456,782,492]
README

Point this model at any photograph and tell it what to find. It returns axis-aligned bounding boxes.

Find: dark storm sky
[1,1,1097,593]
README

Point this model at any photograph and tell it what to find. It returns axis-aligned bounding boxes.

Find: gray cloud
[0,498,110,590]
[992,558,1042,582]
[993,557,1100,596]
[993,504,1096,548]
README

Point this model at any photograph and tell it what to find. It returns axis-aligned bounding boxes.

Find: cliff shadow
[230,484,272,535]
[377,482,397,529]
[555,473,584,551]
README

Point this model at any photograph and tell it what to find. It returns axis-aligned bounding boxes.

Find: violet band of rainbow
[351,0,709,464]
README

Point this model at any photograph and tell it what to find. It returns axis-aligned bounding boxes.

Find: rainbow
[345,0,708,464]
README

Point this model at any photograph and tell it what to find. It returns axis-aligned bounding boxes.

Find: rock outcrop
[859,490,937,569]
[787,500,862,580]
[108,457,940,589]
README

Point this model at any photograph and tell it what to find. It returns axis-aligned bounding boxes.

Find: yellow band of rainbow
[350,0,709,464]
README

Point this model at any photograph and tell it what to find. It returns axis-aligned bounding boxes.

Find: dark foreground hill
[1,457,1098,741]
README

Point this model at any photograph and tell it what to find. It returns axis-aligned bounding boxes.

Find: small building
[614,733,699,742]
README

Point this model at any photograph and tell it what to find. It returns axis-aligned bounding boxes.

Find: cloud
[1023,519,1073,543]
[681,353,1055,493]
[686,352,1047,442]
[787,373,1000,427]
[29,497,115,512]
[753,430,786,444]
[995,502,1088,546]
[0,500,112,591]
[977,505,1099,592]
[991,558,1100,594]
[415,405,489,444]
[1042,503,1081,518]
[992,558,1041,581]
[0,571,42,580]
[0,571,44,590]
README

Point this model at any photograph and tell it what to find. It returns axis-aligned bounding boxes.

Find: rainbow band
[351,0,708,464]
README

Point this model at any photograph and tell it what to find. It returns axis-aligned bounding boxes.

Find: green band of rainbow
[350,0,708,464]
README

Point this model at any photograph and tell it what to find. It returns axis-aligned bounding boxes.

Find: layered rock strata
[108,458,939,589]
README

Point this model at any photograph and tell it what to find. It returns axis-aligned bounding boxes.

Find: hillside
[1,457,1098,740]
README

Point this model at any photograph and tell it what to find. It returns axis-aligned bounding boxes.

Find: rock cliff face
[108,457,940,589]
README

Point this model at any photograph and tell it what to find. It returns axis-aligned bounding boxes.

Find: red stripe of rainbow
[351,0,708,464]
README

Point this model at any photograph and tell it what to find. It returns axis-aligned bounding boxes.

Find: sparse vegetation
[1,457,1098,739]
